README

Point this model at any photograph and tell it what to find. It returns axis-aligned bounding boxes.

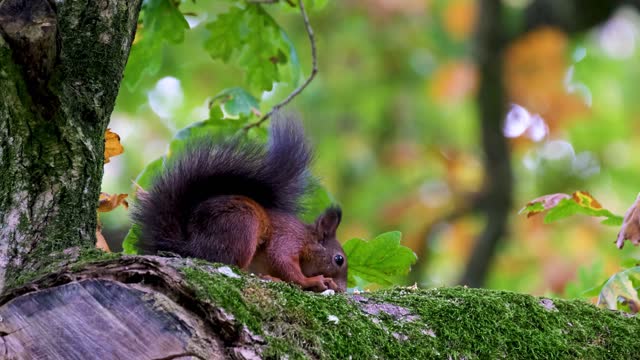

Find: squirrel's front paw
[304,275,338,292]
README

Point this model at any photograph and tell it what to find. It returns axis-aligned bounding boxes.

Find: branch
[3,254,640,358]
[243,0,317,131]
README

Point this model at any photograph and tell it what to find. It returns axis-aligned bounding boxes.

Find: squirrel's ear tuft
[315,206,342,239]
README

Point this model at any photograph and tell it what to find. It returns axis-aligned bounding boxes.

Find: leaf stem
[243,0,317,131]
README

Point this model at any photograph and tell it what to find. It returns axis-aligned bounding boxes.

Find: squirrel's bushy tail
[131,113,312,254]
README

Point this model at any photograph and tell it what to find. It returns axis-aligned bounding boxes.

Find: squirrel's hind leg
[186,196,269,268]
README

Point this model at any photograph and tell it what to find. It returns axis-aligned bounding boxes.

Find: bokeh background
[101,0,640,298]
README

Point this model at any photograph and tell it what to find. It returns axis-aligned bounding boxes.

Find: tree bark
[2,254,639,359]
[0,0,142,292]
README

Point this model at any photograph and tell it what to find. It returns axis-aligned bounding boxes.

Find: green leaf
[597,266,640,313]
[281,0,329,11]
[299,178,334,223]
[522,191,623,226]
[544,198,623,225]
[169,117,247,156]
[143,0,189,45]
[280,30,302,86]
[123,0,189,89]
[343,231,417,288]
[309,0,329,10]
[134,156,166,192]
[520,202,545,215]
[212,87,260,118]
[564,260,606,299]
[204,4,292,92]
[601,216,624,226]
[122,224,142,255]
[204,5,244,62]
[123,40,163,91]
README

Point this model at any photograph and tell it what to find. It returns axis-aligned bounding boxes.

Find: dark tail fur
[132,113,312,254]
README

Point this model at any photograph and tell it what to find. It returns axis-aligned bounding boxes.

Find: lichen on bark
[0,0,142,292]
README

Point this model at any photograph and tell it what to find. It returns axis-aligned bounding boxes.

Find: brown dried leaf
[104,129,124,164]
[95,225,111,252]
[616,195,640,249]
[98,192,129,213]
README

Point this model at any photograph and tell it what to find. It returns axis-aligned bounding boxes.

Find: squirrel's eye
[334,254,344,267]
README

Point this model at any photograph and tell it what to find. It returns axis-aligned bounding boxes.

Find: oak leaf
[521,191,622,225]
[104,129,124,164]
[521,193,571,218]
[98,192,129,213]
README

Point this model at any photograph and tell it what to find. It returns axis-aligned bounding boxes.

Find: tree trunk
[459,0,513,288]
[1,253,639,359]
[0,0,142,292]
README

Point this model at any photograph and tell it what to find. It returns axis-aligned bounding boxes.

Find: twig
[243,0,317,131]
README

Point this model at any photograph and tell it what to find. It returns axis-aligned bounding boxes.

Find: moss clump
[5,247,120,291]
[182,266,640,359]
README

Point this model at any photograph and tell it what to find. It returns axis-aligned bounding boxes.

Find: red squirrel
[132,115,347,292]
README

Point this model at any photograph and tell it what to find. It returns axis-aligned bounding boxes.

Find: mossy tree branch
[2,255,639,359]
[0,0,142,292]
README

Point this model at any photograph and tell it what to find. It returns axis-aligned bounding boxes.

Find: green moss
[5,248,120,291]
[183,266,263,332]
[181,266,640,359]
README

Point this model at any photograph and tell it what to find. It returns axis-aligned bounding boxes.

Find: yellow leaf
[104,129,124,164]
[98,192,129,213]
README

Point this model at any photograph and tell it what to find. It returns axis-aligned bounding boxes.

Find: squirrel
[132,114,347,292]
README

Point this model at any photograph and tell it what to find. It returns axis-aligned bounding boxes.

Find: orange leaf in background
[505,27,567,102]
[429,61,477,105]
[104,129,124,164]
[98,192,129,213]
[616,195,640,249]
[443,0,477,41]
[504,27,588,132]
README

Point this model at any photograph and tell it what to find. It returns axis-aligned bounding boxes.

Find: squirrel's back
[132,114,312,255]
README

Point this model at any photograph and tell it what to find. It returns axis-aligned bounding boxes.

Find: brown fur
[132,115,347,292]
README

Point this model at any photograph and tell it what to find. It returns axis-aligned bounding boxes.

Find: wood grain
[0,279,222,360]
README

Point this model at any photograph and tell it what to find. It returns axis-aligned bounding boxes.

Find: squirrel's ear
[315,206,342,239]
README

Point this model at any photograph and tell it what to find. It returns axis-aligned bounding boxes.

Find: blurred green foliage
[103,0,640,296]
